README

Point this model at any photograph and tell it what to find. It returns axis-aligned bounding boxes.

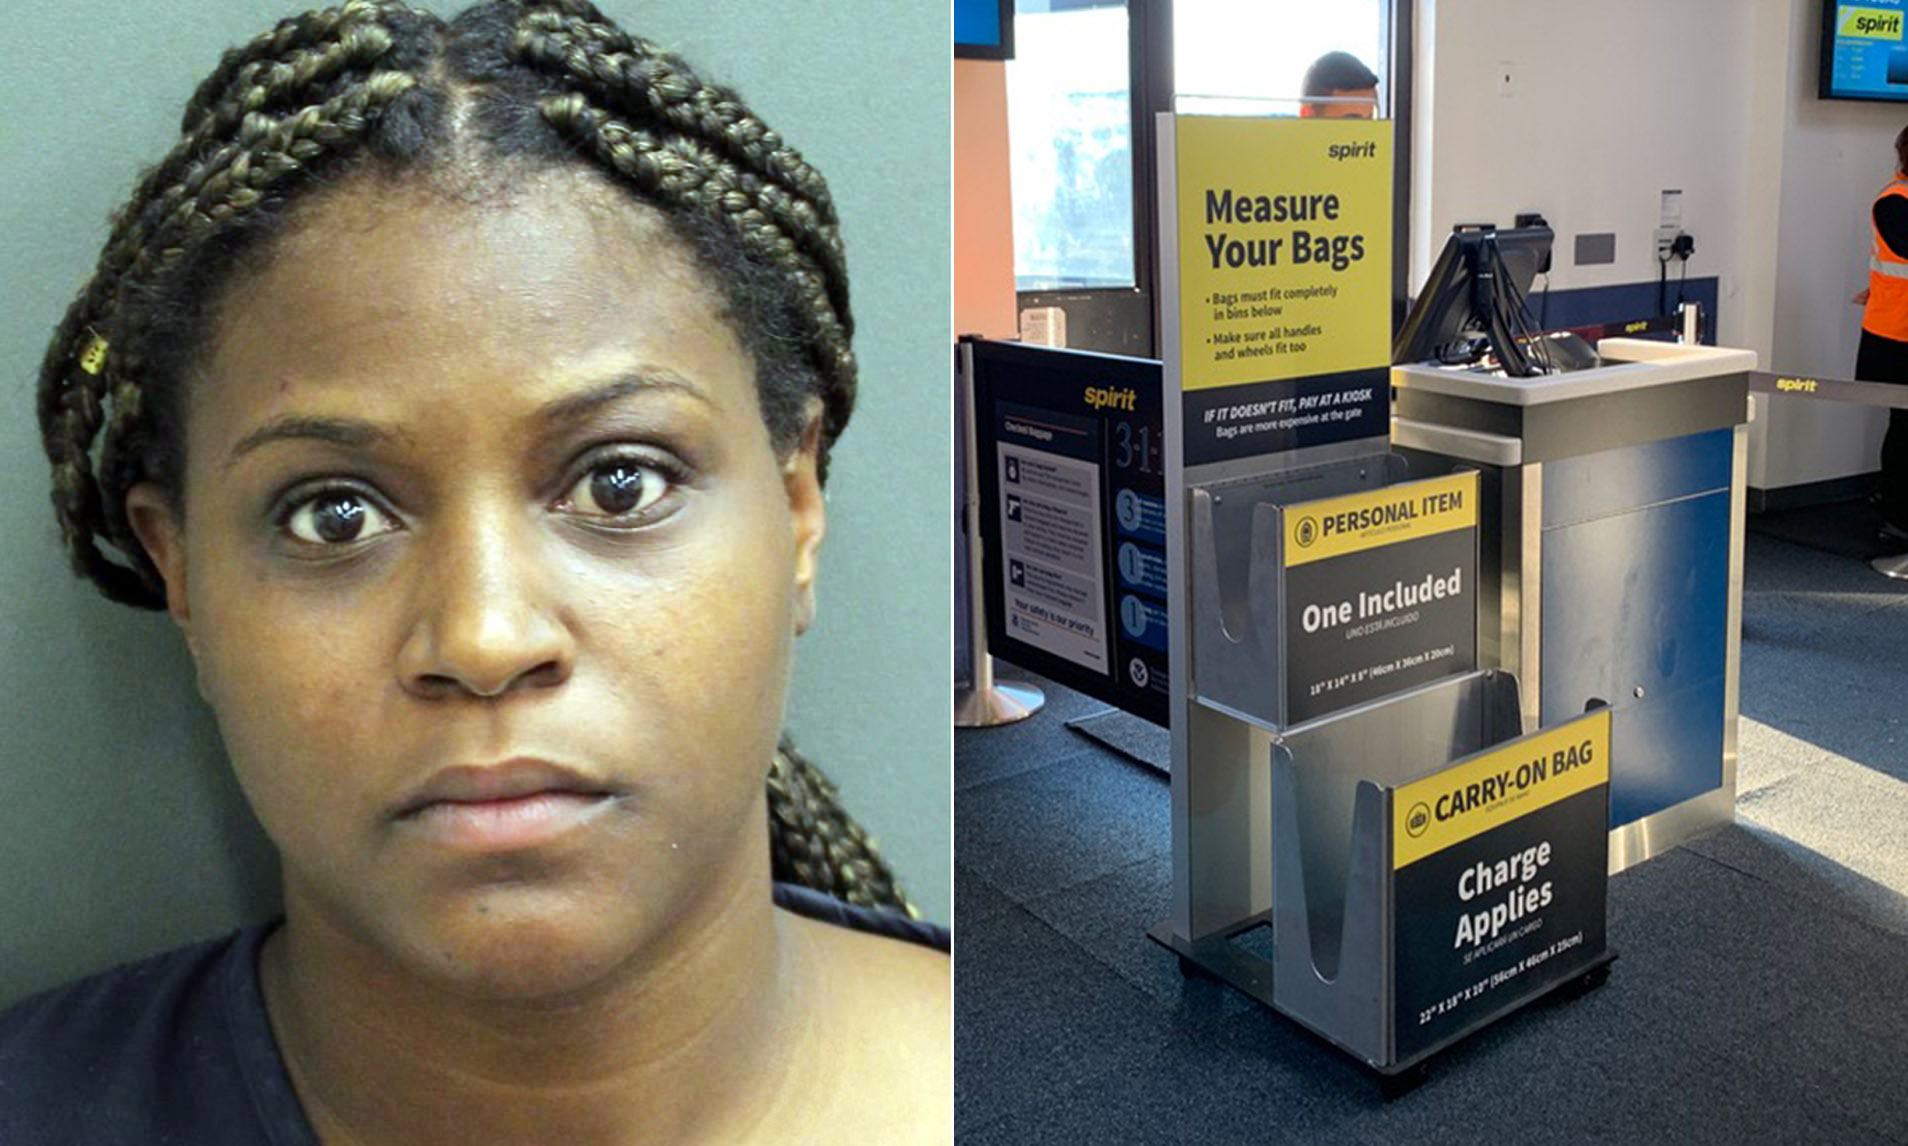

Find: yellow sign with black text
[1175,116,1391,391]
[1284,472,1476,568]
[1393,708,1611,870]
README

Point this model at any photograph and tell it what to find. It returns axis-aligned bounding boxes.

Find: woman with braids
[0,2,949,1142]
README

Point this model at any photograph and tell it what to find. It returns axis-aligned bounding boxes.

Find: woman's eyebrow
[220,370,712,470]
[224,415,412,471]
[535,369,715,427]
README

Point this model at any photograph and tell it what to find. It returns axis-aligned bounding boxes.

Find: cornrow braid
[37,0,901,915]
[770,737,912,915]
[178,0,412,134]
[532,92,857,455]
[509,13,849,311]
[46,75,424,608]
[40,0,423,607]
[500,0,857,466]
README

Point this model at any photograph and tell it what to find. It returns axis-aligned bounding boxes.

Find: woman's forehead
[193,173,753,436]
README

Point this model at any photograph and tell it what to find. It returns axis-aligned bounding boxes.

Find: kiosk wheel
[1572,963,1612,996]
[1554,962,1612,1002]
[1379,1061,1430,1102]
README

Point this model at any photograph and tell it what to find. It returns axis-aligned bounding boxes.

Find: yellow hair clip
[78,331,109,376]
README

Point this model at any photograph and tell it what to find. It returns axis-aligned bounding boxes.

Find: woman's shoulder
[775,881,950,1027]
[775,885,951,1144]
[799,901,951,1013]
[0,925,306,1145]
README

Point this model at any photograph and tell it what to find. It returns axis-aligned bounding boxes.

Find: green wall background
[0,0,950,1006]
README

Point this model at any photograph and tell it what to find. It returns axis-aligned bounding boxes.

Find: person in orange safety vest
[1853,124,1908,543]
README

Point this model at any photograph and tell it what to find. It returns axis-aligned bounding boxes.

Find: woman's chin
[391,896,659,1005]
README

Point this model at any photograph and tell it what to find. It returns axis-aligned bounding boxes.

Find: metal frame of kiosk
[955,339,1047,728]
[1391,338,1755,871]
[1147,111,1751,1088]
[1155,113,1400,959]
[1149,113,1613,1088]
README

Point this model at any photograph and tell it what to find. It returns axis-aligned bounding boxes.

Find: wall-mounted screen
[956,0,1014,60]
[1821,0,1908,103]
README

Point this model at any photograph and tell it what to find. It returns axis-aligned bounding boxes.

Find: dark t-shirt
[0,884,947,1144]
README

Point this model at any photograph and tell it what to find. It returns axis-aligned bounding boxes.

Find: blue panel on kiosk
[1541,487,1729,827]
[1605,674,1727,825]
[1542,428,1733,529]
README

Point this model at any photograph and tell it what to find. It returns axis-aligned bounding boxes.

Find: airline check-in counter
[1389,339,1757,866]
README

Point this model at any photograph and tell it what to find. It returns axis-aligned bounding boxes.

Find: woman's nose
[396,507,575,700]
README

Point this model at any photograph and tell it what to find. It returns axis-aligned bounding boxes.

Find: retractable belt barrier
[1747,370,1908,581]
[1749,370,1908,409]
[1564,313,1683,342]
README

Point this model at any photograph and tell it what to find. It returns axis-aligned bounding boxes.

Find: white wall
[1755,0,1895,489]
[1418,0,1754,324]
[1417,0,1897,495]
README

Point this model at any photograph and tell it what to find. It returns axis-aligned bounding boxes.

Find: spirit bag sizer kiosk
[1144,113,1751,1091]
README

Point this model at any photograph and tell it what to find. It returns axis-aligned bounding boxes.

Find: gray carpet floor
[955,531,1908,1144]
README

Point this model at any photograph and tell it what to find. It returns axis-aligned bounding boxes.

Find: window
[1002,0,1404,347]
[1174,0,1387,117]
[1006,0,1135,291]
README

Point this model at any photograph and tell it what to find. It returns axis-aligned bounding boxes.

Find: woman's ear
[123,483,194,647]
[782,401,827,636]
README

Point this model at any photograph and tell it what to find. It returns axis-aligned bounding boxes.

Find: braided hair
[36,0,909,915]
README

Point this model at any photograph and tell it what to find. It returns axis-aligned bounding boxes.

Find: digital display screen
[955,0,1000,47]
[955,0,1012,60]
[1822,1,1908,102]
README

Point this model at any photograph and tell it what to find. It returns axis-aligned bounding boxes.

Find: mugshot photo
[0,1,950,1141]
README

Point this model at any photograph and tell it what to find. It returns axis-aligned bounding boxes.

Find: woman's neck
[258,850,817,1146]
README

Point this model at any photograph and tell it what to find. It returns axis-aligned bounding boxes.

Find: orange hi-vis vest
[1867,179,1908,339]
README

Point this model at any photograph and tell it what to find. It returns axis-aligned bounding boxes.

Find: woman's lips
[394,759,622,851]
[402,790,617,851]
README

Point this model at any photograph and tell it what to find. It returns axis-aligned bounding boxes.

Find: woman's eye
[282,490,398,546]
[563,458,673,521]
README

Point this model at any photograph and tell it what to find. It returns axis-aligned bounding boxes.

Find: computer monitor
[1393,224,1554,376]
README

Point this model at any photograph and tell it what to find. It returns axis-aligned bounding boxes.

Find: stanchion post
[954,339,1045,727]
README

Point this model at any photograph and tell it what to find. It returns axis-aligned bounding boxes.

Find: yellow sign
[1284,472,1476,568]
[1393,708,1611,869]
[1840,5,1904,39]
[1175,116,1391,392]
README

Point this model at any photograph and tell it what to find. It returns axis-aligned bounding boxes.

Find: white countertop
[1390,339,1758,407]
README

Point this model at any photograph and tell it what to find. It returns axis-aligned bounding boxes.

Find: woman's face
[127,168,825,998]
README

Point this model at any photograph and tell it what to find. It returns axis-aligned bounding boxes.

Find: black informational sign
[1390,709,1612,1063]
[1181,368,1390,468]
[970,339,1167,725]
[1279,472,1479,725]
[1285,532,1475,724]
